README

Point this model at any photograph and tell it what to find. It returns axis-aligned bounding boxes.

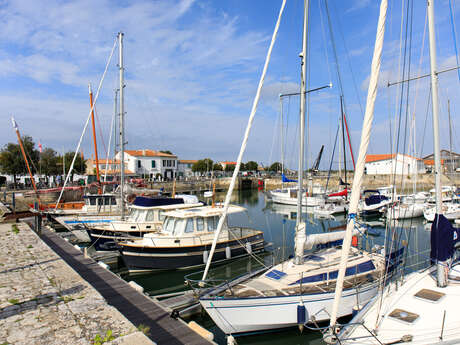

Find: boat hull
[120,234,265,272]
[200,281,379,334]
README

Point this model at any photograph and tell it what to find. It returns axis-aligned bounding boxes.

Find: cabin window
[185,218,194,233]
[164,217,175,233]
[175,219,185,235]
[151,160,156,168]
[145,210,155,222]
[89,197,96,206]
[207,216,218,232]
[97,198,103,206]
[159,211,166,222]
[111,197,116,205]
[104,196,111,205]
[196,217,204,232]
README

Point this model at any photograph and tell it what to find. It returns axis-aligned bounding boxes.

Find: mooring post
[12,192,15,214]
[34,201,42,236]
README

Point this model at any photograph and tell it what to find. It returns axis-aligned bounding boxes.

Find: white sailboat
[330,1,460,344]
[195,1,389,336]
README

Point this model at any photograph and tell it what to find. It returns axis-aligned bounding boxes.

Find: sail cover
[282,173,297,183]
[430,214,459,262]
[328,189,348,197]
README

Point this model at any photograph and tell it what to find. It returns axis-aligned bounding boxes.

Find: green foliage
[224,164,235,172]
[63,152,87,175]
[212,163,223,171]
[0,136,39,184]
[192,158,213,173]
[245,161,259,171]
[11,224,19,234]
[159,150,173,155]
[40,148,61,176]
[268,162,282,172]
[93,330,115,345]
[137,324,150,336]
[8,299,19,305]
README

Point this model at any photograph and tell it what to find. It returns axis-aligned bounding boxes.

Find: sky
[0,0,459,170]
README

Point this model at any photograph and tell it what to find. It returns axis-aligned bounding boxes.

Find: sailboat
[195,1,390,336]
[329,1,460,344]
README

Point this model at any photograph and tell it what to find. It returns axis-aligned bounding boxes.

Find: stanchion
[34,201,42,236]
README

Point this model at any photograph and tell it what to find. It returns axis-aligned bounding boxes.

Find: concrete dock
[0,221,212,345]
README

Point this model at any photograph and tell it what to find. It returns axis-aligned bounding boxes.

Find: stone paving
[0,222,154,345]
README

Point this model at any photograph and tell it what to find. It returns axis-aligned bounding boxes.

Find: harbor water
[121,189,432,345]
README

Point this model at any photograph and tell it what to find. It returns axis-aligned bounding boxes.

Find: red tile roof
[365,153,420,163]
[423,159,444,166]
[220,161,237,165]
[124,150,177,158]
[179,160,198,164]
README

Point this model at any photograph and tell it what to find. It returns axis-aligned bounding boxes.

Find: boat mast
[118,32,126,219]
[325,0,387,340]
[280,95,284,189]
[294,0,309,266]
[341,96,347,188]
[427,0,446,287]
[89,83,101,194]
[448,100,454,173]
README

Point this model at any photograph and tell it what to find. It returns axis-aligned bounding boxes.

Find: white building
[115,150,178,180]
[177,160,198,179]
[365,154,425,175]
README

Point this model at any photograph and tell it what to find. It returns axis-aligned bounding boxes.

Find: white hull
[271,189,324,207]
[201,282,379,334]
[424,204,460,222]
[338,266,460,344]
[55,215,120,242]
[314,203,348,217]
[386,203,425,220]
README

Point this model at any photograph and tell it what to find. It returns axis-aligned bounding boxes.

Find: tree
[269,162,282,172]
[40,148,60,176]
[160,150,173,155]
[0,136,39,187]
[245,161,259,171]
[62,152,87,176]
[225,164,235,172]
[192,158,214,173]
[240,163,247,171]
[212,163,223,171]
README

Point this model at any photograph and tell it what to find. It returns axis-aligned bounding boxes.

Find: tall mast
[448,100,454,173]
[118,32,125,219]
[326,0,387,338]
[89,83,101,194]
[340,96,347,187]
[280,95,284,189]
[427,0,446,288]
[294,0,309,266]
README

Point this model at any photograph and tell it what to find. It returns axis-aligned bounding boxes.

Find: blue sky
[0,0,459,170]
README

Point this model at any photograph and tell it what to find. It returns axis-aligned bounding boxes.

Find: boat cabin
[82,194,120,213]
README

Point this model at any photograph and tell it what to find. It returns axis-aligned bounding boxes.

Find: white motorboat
[270,187,325,207]
[118,205,264,273]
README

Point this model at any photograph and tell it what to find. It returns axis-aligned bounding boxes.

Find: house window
[172,160,175,167]
[151,160,155,168]
[163,160,166,167]
[137,160,141,168]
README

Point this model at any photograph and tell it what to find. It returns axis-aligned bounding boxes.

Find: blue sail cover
[430,214,460,262]
[133,196,184,207]
[282,173,297,183]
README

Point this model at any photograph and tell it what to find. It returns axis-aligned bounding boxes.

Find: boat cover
[133,196,184,207]
[430,214,460,262]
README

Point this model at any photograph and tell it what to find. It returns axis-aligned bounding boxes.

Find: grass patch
[11,224,19,234]
[93,330,115,345]
[137,324,150,336]
[8,299,19,305]
[59,296,74,303]
[77,295,85,299]
[27,245,33,249]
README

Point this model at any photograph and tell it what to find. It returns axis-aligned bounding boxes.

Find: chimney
[142,149,146,156]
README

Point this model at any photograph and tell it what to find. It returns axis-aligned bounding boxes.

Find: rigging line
[55,37,118,208]
[419,84,432,156]
[449,0,460,83]
[325,123,340,193]
[329,0,365,119]
[94,107,108,162]
[318,0,333,85]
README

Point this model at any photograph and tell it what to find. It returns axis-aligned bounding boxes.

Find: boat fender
[297,302,306,332]
[225,246,231,259]
[351,235,358,247]
[227,334,237,345]
[203,250,209,264]
[352,304,363,317]
[246,242,252,254]
[98,261,109,270]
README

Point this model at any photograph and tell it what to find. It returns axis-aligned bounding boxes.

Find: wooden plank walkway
[31,223,213,345]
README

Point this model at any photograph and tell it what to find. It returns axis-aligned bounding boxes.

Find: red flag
[38,141,42,153]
